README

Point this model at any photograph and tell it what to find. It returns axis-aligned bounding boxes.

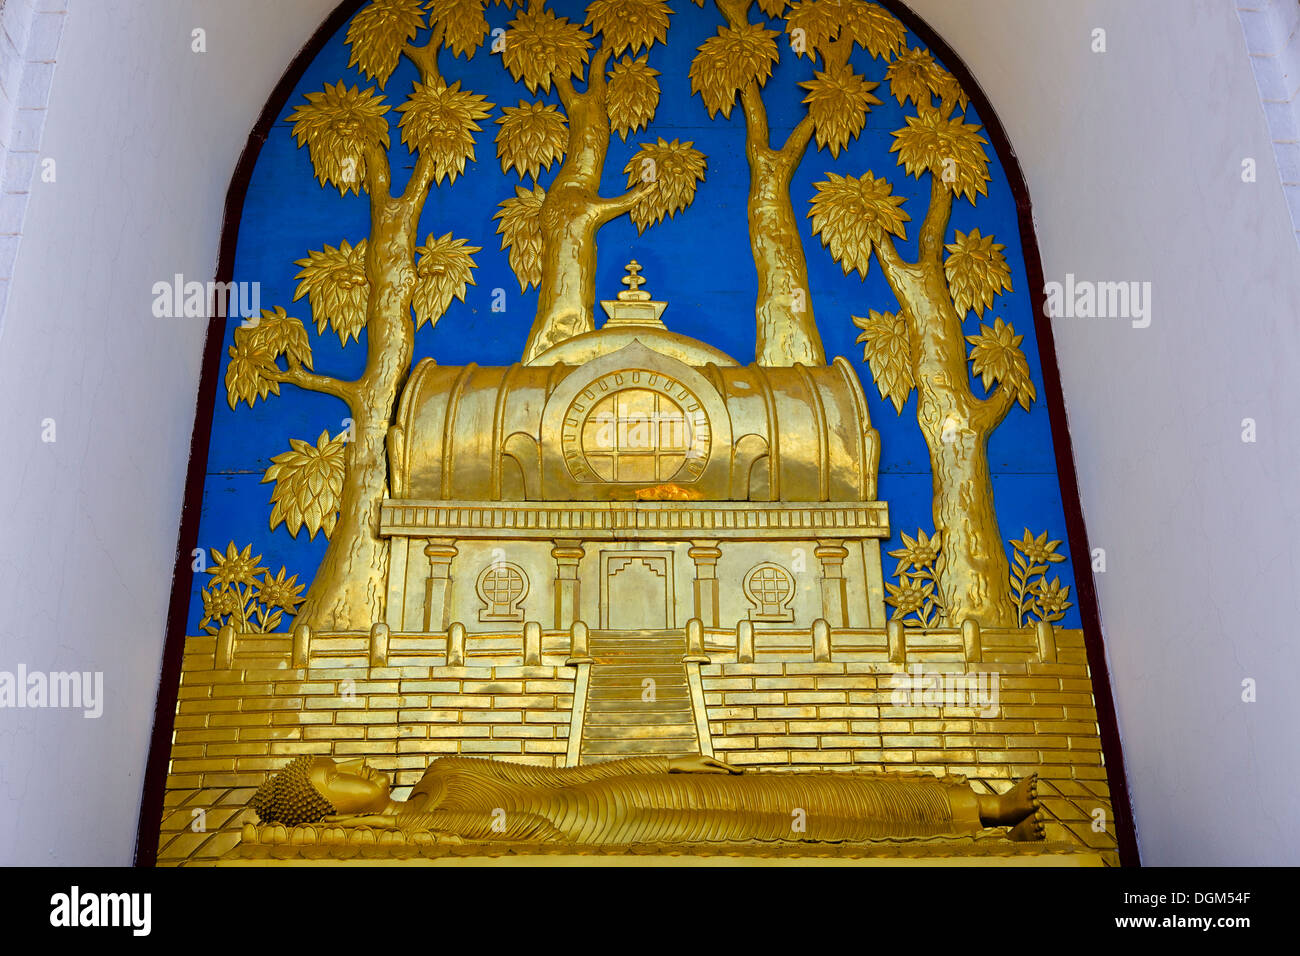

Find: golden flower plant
[287,82,391,196]
[1009,530,1071,626]
[219,0,495,630]
[621,138,708,231]
[851,309,913,413]
[262,430,348,540]
[944,228,1013,317]
[585,0,672,55]
[689,21,781,119]
[495,101,568,180]
[293,240,370,345]
[493,185,546,291]
[398,80,494,184]
[412,233,480,329]
[198,543,305,635]
[885,528,943,628]
[495,1,706,362]
[346,0,430,87]
[799,64,882,157]
[608,56,661,139]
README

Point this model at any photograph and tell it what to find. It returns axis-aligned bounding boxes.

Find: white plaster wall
[1,0,1297,865]
[0,0,337,865]
[906,0,1300,864]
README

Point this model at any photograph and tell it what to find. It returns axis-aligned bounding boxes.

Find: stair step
[582,723,697,740]
[583,710,697,726]
[580,737,700,755]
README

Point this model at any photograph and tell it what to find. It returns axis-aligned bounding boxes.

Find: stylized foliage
[495,101,568,180]
[755,0,789,17]
[225,336,281,410]
[346,0,428,88]
[585,0,671,55]
[502,5,592,94]
[287,83,391,195]
[608,55,662,140]
[243,307,313,371]
[966,318,1036,411]
[690,22,780,119]
[262,430,348,540]
[622,138,707,232]
[885,47,949,108]
[852,310,914,412]
[293,240,370,345]
[198,544,304,635]
[256,568,308,616]
[784,0,841,60]
[945,229,1013,317]
[841,0,907,60]
[208,542,270,588]
[808,172,910,277]
[889,529,942,579]
[494,185,547,290]
[886,528,943,628]
[800,64,882,157]
[430,0,491,59]
[412,233,480,329]
[397,80,494,184]
[891,107,991,203]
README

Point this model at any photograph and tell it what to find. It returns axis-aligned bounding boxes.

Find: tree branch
[402,23,444,85]
[592,183,653,224]
[401,149,438,207]
[975,380,1018,433]
[918,170,953,268]
[778,114,816,169]
[555,74,577,112]
[364,143,393,204]
[270,362,360,406]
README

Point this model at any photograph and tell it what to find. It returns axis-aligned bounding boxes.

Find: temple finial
[618,260,650,301]
[601,259,667,328]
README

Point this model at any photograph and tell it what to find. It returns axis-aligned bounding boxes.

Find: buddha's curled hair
[248,755,336,826]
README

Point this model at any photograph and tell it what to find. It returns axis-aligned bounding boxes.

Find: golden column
[688,542,722,629]
[422,541,458,632]
[551,540,585,629]
[815,540,850,628]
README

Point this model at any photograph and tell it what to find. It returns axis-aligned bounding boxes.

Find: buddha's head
[249,755,391,825]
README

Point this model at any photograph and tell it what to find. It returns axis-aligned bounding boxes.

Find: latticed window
[581,388,691,483]
[744,563,795,622]
[476,562,529,622]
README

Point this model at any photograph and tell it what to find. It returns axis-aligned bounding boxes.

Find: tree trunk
[523,84,611,363]
[883,258,1016,627]
[750,148,825,366]
[296,203,416,630]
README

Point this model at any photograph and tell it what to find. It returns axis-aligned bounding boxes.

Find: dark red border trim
[136,0,1140,866]
[133,0,369,867]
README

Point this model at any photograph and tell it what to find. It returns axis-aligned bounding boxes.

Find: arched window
[476,562,529,623]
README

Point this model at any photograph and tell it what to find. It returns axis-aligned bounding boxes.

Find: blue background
[188,1,1079,630]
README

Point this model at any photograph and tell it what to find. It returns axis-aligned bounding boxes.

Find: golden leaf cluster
[224,309,314,410]
[799,63,881,157]
[755,0,789,17]
[494,185,547,291]
[430,0,490,59]
[585,0,671,56]
[262,430,348,540]
[413,233,480,329]
[503,6,592,94]
[784,0,840,60]
[293,240,370,345]
[287,83,391,196]
[840,1,907,60]
[966,318,1036,411]
[890,107,990,203]
[807,172,910,277]
[621,138,707,232]
[495,101,568,180]
[608,55,661,140]
[346,0,428,87]
[244,307,313,370]
[886,46,967,109]
[945,228,1013,317]
[690,22,780,119]
[852,309,914,412]
[398,80,494,185]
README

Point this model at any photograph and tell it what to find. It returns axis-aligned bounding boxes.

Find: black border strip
[135,0,1140,866]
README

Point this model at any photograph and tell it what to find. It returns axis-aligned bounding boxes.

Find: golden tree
[808,33,1030,627]
[223,0,491,630]
[690,0,904,365]
[494,0,708,362]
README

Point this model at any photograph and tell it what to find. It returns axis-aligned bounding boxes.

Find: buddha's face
[309,757,390,814]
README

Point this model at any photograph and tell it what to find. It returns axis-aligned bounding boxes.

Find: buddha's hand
[669,755,742,775]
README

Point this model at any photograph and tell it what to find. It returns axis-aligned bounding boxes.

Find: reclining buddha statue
[249,753,1045,846]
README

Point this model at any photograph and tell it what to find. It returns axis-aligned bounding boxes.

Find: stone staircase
[578,629,702,763]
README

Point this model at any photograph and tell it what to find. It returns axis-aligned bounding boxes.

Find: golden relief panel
[151,0,1126,867]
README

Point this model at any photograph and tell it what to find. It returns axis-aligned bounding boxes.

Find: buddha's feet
[1000,775,1043,841]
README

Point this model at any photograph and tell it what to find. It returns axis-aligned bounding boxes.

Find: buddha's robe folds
[397,757,983,844]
